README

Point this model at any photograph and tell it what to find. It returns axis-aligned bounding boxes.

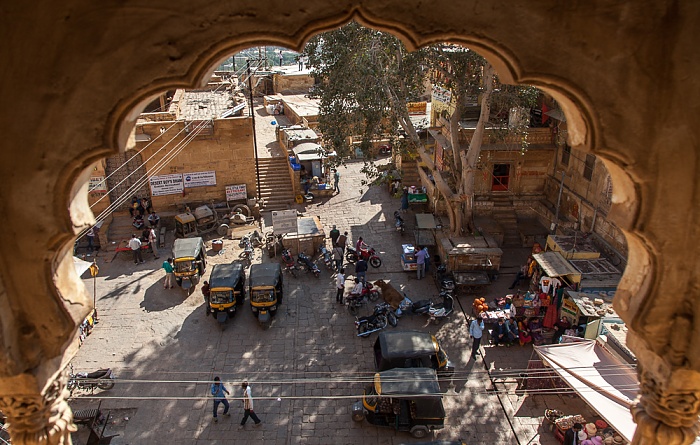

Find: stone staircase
[258,157,295,211]
[400,160,421,187]
[492,197,521,247]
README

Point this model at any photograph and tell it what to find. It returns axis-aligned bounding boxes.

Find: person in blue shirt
[493,318,510,347]
[211,376,230,422]
[469,317,485,360]
[355,258,368,283]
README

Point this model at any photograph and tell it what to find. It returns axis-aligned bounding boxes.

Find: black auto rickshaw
[374,331,454,377]
[172,237,206,293]
[352,368,445,438]
[207,262,246,326]
[248,263,283,329]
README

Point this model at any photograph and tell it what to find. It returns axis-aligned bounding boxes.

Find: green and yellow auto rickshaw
[172,237,206,293]
[374,331,454,377]
[352,368,445,439]
[248,263,283,329]
[207,262,246,327]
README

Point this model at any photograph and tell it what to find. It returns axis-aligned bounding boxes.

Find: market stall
[437,234,502,276]
[414,213,437,247]
[531,251,582,291]
[407,185,427,204]
[535,340,639,444]
[400,243,418,272]
[291,142,334,196]
[559,290,619,340]
[545,234,600,259]
[280,216,326,256]
[569,258,622,297]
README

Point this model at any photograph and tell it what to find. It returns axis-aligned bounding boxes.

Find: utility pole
[552,171,566,234]
[246,59,262,203]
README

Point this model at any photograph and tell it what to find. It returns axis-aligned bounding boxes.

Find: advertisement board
[432,85,452,104]
[225,184,247,201]
[149,174,184,196]
[271,210,298,234]
[88,176,107,192]
[183,171,217,188]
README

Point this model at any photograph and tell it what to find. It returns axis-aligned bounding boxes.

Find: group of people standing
[210,377,262,428]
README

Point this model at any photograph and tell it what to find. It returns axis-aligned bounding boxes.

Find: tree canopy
[303,22,539,234]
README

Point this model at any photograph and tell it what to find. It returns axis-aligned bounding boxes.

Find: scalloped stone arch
[1,2,697,444]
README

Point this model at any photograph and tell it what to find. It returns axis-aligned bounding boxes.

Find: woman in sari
[528,317,544,345]
[518,318,532,345]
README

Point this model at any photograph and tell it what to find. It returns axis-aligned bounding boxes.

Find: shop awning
[293,142,326,161]
[534,340,638,442]
[533,251,581,280]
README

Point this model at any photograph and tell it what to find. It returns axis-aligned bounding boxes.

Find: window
[561,144,571,166]
[584,154,596,181]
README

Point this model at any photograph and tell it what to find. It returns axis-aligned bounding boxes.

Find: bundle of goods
[512,293,525,307]
[472,297,488,314]
[554,414,587,431]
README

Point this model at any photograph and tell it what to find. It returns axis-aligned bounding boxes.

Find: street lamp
[89,260,100,321]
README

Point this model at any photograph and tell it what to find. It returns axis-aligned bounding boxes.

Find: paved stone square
[70,103,600,444]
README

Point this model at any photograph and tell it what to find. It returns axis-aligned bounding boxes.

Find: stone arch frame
[0,2,696,444]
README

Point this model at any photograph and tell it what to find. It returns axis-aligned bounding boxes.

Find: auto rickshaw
[374,331,454,377]
[172,237,206,293]
[352,368,445,438]
[207,262,246,327]
[248,263,283,329]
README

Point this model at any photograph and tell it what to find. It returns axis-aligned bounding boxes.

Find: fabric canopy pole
[534,340,638,442]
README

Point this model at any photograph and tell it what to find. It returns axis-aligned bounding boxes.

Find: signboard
[88,176,107,192]
[225,184,247,201]
[183,171,216,188]
[149,174,184,196]
[407,101,427,115]
[271,210,298,235]
[432,85,452,104]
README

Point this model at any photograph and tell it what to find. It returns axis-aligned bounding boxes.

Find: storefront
[531,251,581,291]
[559,290,619,340]
[291,143,335,196]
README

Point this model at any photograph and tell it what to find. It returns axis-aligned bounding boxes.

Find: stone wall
[273,73,314,93]
[135,117,256,211]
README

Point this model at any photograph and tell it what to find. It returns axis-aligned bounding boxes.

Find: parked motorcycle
[266,232,285,257]
[239,237,254,263]
[318,245,334,270]
[240,230,263,249]
[345,246,382,268]
[68,364,115,394]
[297,252,321,278]
[394,293,433,318]
[427,292,455,324]
[346,281,380,315]
[281,248,298,277]
[393,211,405,235]
[435,265,455,293]
[355,303,396,337]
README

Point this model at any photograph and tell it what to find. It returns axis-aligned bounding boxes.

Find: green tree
[304,23,537,234]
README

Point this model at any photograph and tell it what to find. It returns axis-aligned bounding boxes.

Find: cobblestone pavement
[71,105,598,444]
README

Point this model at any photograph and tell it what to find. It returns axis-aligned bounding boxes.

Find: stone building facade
[0,2,698,445]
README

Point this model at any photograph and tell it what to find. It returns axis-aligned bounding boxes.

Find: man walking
[333,245,344,271]
[336,231,348,254]
[355,257,367,283]
[469,317,485,360]
[148,227,159,259]
[162,258,174,289]
[332,169,340,193]
[329,225,340,247]
[129,234,144,264]
[239,381,261,429]
[210,376,230,422]
[336,268,346,304]
[415,245,427,280]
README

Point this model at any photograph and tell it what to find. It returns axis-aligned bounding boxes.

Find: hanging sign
[183,171,217,188]
[149,174,184,196]
[225,184,247,201]
[432,85,452,104]
[88,176,107,193]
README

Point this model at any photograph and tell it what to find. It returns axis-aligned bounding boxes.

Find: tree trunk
[460,63,495,233]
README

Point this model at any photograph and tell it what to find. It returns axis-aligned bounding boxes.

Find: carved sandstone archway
[0,2,697,444]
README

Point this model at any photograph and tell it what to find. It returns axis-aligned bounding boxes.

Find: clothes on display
[540,275,552,294]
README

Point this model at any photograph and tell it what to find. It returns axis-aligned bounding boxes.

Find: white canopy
[73,256,93,277]
[534,340,638,442]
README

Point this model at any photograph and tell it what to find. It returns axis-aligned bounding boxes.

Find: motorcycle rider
[349,278,364,298]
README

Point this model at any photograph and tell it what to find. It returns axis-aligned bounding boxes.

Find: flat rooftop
[179,90,243,120]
